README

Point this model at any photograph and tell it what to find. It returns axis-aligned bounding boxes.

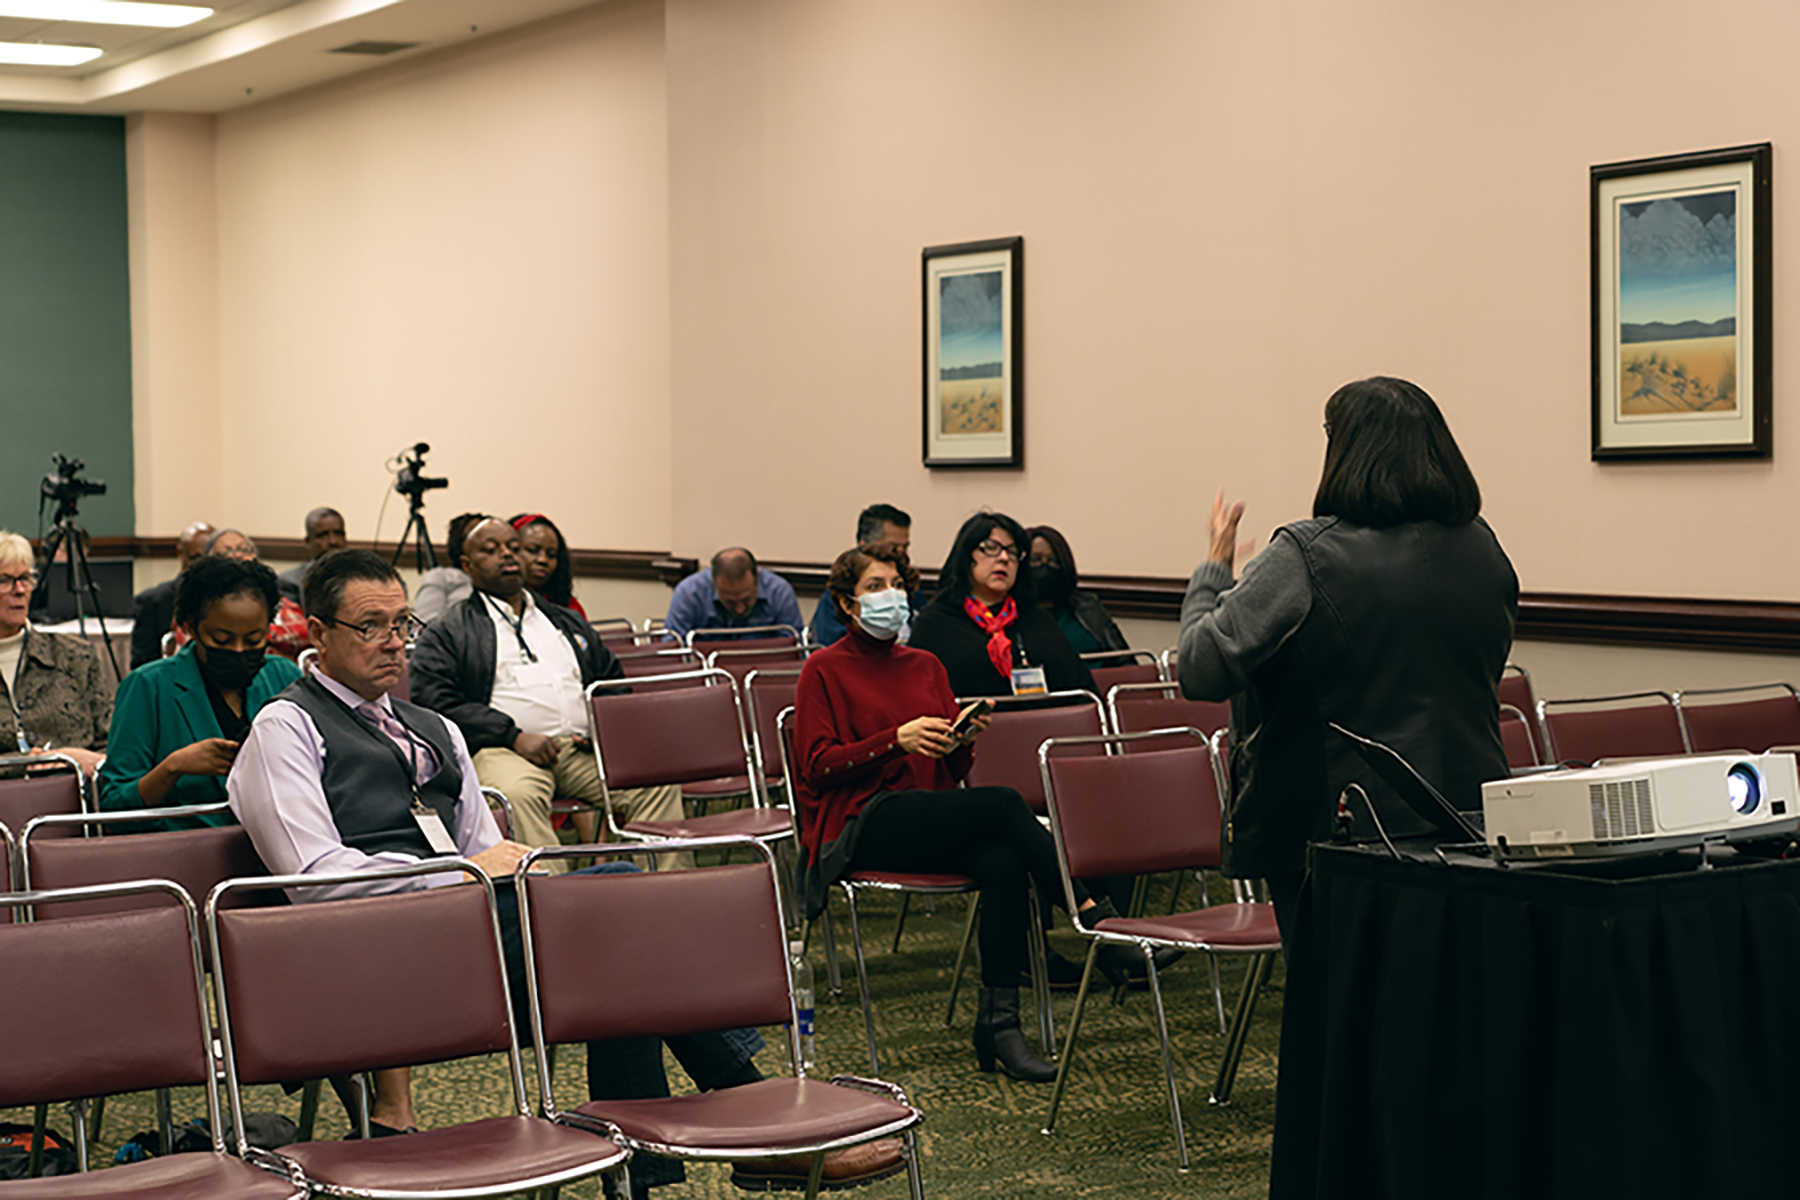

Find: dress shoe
[730,1138,906,1191]
[973,987,1057,1082]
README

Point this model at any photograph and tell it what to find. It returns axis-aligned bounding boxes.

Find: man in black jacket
[409,517,690,871]
[128,520,213,670]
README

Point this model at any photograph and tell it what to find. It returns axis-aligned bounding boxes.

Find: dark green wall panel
[0,111,133,539]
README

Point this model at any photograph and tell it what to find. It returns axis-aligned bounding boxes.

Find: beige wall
[664,0,1800,600]
[123,0,1800,692]
[127,111,222,538]
[203,0,671,552]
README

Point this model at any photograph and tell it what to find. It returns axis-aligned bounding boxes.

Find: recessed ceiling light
[0,41,102,65]
[0,1,213,28]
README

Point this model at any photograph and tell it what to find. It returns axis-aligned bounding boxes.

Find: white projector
[1482,753,1800,859]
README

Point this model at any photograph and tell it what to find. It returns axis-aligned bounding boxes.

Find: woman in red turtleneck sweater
[794,543,1128,1083]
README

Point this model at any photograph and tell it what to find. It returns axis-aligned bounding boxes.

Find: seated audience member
[908,511,1097,699]
[227,549,772,1179]
[129,520,213,670]
[0,531,109,773]
[276,506,348,606]
[665,547,802,643]
[1023,524,1130,660]
[100,555,301,829]
[508,512,587,620]
[810,503,915,648]
[168,530,311,662]
[409,518,690,871]
[413,512,483,624]
[795,543,1135,1082]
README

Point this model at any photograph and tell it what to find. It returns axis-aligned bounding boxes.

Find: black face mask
[1028,563,1074,603]
[196,644,266,692]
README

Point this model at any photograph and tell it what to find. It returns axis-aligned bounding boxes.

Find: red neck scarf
[962,594,1018,682]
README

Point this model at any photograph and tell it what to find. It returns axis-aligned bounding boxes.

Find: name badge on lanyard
[1010,665,1047,696]
[412,799,459,855]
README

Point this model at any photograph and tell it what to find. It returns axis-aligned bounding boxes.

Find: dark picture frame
[1592,143,1772,460]
[922,236,1023,469]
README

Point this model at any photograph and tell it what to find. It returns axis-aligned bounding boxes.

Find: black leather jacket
[408,591,623,753]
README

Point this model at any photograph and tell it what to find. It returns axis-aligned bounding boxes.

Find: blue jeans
[494,864,766,1188]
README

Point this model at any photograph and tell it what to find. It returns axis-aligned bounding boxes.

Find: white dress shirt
[227,667,501,903]
[482,591,590,740]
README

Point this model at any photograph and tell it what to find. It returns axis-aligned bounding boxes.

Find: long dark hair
[937,510,1034,606]
[508,513,575,608]
[1312,377,1481,528]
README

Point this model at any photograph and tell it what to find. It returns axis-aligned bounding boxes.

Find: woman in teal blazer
[100,555,301,830]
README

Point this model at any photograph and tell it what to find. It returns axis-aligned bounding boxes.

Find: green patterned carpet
[7,885,1281,1197]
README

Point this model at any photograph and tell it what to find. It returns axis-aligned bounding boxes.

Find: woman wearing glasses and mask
[99,554,301,829]
[794,543,1134,1083]
[0,530,110,775]
[907,511,1097,700]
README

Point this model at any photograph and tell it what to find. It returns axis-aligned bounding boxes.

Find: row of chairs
[1,837,926,1197]
[1498,666,1800,769]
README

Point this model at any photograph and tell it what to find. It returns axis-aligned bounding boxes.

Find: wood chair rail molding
[78,537,1800,654]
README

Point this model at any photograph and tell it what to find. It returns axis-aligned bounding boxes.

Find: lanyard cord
[483,593,538,664]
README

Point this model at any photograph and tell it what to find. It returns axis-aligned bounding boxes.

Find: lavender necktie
[357,701,438,784]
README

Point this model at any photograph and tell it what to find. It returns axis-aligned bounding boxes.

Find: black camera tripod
[33,496,122,681]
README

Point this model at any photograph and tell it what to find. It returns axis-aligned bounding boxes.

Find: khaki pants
[473,737,693,873]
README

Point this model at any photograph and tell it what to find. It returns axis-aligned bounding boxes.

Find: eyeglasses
[974,540,1022,562]
[321,613,425,644]
[0,570,38,592]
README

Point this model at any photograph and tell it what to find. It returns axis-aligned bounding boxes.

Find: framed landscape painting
[1592,144,1772,460]
[923,236,1023,469]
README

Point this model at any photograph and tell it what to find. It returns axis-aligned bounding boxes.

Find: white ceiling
[0,0,608,113]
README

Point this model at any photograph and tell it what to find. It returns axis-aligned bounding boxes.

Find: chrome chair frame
[584,667,795,858]
[1537,689,1693,764]
[684,623,803,650]
[1105,680,1232,739]
[1037,727,1282,1170]
[1498,702,1541,769]
[206,858,631,1198]
[515,836,925,1200]
[1673,682,1800,753]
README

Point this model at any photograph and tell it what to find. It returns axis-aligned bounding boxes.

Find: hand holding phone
[950,698,994,741]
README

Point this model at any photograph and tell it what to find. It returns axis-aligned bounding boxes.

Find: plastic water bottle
[789,939,816,1071]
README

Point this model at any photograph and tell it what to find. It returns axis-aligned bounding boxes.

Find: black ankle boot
[973,987,1056,1082]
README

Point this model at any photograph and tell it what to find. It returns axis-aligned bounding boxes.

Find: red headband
[511,513,548,531]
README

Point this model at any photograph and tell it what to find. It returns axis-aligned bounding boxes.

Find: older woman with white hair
[0,530,110,773]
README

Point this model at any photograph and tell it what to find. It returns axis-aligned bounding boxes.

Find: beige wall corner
[127,110,222,538]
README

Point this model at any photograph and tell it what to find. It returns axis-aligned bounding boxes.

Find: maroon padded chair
[1498,663,1545,761]
[207,862,629,1198]
[1106,681,1232,742]
[516,836,925,1200]
[0,879,307,1195]
[706,645,808,692]
[685,625,801,652]
[778,707,980,1077]
[586,668,794,850]
[1038,729,1281,1170]
[1676,683,1800,754]
[744,669,803,805]
[1499,704,1540,771]
[22,809,276,927]
[0,820,12,925]
[0,754,86,841]
[959,692,1106,814]
[1080,650,1163,698]
[1538,691,1690,765]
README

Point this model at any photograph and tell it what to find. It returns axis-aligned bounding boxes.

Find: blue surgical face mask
[856,589,910,640]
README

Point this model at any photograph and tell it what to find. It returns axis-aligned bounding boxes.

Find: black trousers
[849,786,1086,986]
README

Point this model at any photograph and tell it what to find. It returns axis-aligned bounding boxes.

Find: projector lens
[1728,763,1762,815]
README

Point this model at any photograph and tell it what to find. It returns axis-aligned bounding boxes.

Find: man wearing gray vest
[229,549,767,1180]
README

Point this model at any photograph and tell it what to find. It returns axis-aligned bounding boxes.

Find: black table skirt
[1271,843,1800,1200]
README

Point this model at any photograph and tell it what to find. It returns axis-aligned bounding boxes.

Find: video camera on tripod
[389,442,448,570]
[41,453,106,516]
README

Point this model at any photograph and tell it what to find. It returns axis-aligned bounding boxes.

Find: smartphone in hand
[950,698,995,739]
